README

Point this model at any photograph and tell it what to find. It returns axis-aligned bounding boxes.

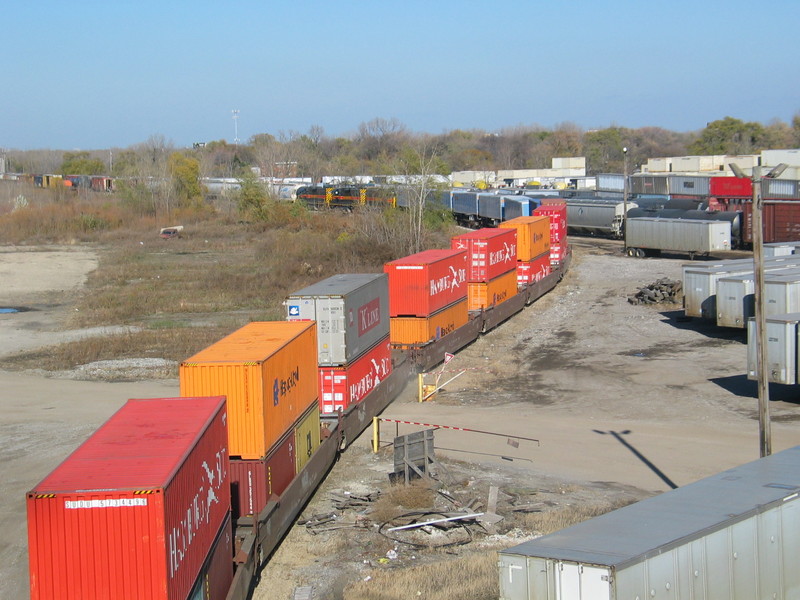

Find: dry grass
[0,186,456,373]
[521,497,636,535]
[369,480,438,524]
[343,552,498,600]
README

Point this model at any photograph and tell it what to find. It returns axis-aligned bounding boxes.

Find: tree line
[7,114,800,183]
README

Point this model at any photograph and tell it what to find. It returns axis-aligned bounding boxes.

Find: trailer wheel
[635,248,645,258]
[626,247,636,257]
[688,252,696,260]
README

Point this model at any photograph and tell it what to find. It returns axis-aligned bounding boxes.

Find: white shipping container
[499,445,800,600]
[765,275,800,317]
[761,148,800,168]
[747,313,800,385]
[626,218,730,257]
[645,157,671,172]
[716,274,755,328]
[285,273,389,366]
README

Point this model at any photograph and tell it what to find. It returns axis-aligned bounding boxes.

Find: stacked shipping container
[286,274,392,416]
[499,215,552,284]
[534,200,568,263]
[385,249,469,346]
[180,321,321,519]
[27,396,231,600]
[451,228,519,310]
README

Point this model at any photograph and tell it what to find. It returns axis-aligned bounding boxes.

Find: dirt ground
[2,240,800,599]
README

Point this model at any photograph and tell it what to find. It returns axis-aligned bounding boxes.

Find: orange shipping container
[180,321,318,459]
[390,298,469,346]
[499,215,551,261]
[468,269,518,311]
[294,403,321,473]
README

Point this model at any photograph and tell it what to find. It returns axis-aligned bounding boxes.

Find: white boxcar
[746,313,800,385]
[625,218,730,259]
[285,273,389,366]
[499,445,800,600]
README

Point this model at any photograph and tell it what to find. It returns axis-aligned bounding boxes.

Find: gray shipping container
[596,173,625,193]
[747,313,800,385]
[630,174,669,196]
[285,273,389,366]
[499,445,800,600]
[478,193,503,221]
[667,175,711,197]
[626,218,731,256]
[452,191,479,216]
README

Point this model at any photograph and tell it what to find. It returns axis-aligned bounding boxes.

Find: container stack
[27,396,232,600]
[286,273,392,417]
[384,248,469,346]
[534,199,568,264]
[452,227,519,311]
[180,321,321,520]
[499,215,552,285]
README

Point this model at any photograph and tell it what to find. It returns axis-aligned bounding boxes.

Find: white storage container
[499,446,800,600]
[746,313,800,385]
[285,273,389,366]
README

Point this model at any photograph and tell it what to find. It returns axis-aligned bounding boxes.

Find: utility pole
[232,109,240,148]
[730,161,787,458]
[622,147,629,249]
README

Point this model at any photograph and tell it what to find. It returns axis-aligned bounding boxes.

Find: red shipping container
[229,429,296,519]
[384,248,468,317]
[27,397,230,600]
[534,202,567,245]
[318,336,392,415]
[188,512,233,600]
[451,227,517,282]
[710,177,753,198]
[517,252,552,285]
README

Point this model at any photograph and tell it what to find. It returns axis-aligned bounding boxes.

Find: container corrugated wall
[747,314,800,385]
[390,299,469,346]
[451,228,518,283]
[468,270,518,311]
[27,397,230,600]
[516,252,552,284]
[294,403,321,473]
[668,175,711,197]
[596,173,626,193]
[710,176,752,197]
[478,193,503,220]
[229,429,296,519]
[318,336,392,415]
[180,321,319,459]
[631,175,669,196]
[452,191,479,215]
[384,249,468,317]
[191,512,233,600]
[499,216,551,261]
[285,273,390,366]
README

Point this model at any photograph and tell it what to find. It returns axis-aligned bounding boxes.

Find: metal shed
[499,445,800,600]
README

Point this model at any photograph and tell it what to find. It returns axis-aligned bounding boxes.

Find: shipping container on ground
[499,445,800,600]
[468,269,518,311]
[747,313,800,385]
[499,215,551,261]
[180,321,319,460]
[516,252,552,285]
[229,429,296,520]
[625,217,731,258]
[294,401,321,473]
[285,273,389,366]
[716,268,800,328]
[384,249,468,317]
[318,336,392,415]
[390,298,469,346]
[683,256,800,319]
[27,396,230,600]
[451,227,517,283]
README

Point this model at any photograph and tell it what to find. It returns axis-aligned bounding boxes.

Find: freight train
[25,213,569,600]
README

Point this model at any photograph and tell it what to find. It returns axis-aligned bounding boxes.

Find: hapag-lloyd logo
[358,298,381,336]
[489,242,516,266]
[429,266,466,297]
[349,355,391,401]
[168,443,228,578]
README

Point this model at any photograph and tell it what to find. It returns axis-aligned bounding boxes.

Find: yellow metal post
[372,417,380,453]
[418,373,424,402]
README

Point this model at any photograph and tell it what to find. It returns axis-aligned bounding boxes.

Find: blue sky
[3,0,799,150]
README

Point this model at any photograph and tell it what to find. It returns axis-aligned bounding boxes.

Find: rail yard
[4,236,800,599]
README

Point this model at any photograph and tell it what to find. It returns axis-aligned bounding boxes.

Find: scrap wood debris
[628,278,682,305]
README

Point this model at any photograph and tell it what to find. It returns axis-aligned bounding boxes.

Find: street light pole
[622,147,629,249]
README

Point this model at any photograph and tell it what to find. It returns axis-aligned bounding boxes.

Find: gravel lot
[2,240,800,599]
